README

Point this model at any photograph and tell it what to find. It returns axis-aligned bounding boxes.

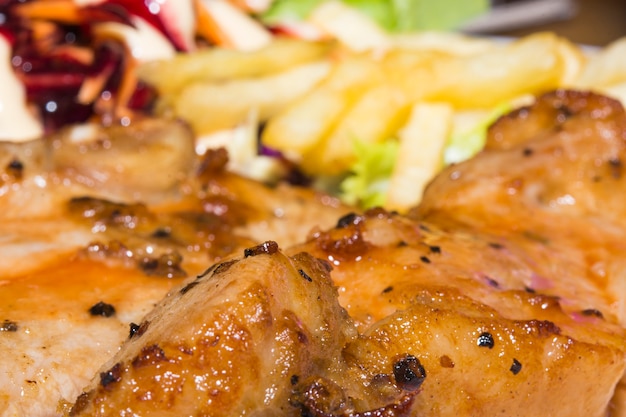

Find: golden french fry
[307,0,391,52]
[381,48,449,102]
[137,28,624,214]
[427,32,566,108]
[137,38,334,95]
[172,61,331,134]
[303,83,410,176]
[386,102,453,211]
[390,31,499,56]
[262,53,384,158]
[555,36,587,87]
[574,37,626,89]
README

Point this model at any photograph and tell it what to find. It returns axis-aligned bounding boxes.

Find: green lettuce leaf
[342,0,396,30]
[340,138,399,208]
[389,0,489,32]
[260,0,489,32]
[443,102,512,165]
[260,0,325,24]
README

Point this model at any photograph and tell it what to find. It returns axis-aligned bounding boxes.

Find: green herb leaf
[340,138,399,208]
[390,0,489,32]
[260,0,325,24]
[260,0,489,32]
[444,102,512,165]
[342,0,396,31]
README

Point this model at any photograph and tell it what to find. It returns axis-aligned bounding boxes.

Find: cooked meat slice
[289,210,625,417]
[69,227,625,417]
[67,243,363,416]
[68,91,626,417]
[0,119,349,416]
[414,90,626,325]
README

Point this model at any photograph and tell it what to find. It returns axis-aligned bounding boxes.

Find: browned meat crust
[66,91,626,417]
[0,119,350,416]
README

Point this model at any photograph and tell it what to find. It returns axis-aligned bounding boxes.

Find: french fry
[137,38,335,95]
[172,60,331,134]
[307,0,392,52]
[574,38,626,89]
[555,36,588,87]
[136,28,626,212]
[427,32,566,108]
[303,83,410,176]
[391,31,499,56]
[386,102,453,211]
[262,53,384,158]
[381,48,450,102]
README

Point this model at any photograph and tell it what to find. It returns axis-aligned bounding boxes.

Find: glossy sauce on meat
[64,91,626,417]
[0,119,349,416]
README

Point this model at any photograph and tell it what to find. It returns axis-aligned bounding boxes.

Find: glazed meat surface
[66,90,626,417]
[0,119,349,416]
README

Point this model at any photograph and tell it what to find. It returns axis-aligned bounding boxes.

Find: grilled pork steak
[66,90,626,417]
[0,119,349,416]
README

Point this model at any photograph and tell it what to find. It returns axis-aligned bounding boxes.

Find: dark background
[493,0,626,46]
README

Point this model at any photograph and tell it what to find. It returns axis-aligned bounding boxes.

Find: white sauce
[159,0,196,51]
[93,15,176,62]
[0,36,43,142]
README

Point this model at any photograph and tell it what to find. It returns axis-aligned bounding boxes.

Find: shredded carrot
[29,20,59,53]
[112,55,139,120]
[14,0,82,24]
[77,64,114,105]
[194,0,233,47]
[226,0,253,12]
[51,45,94,66]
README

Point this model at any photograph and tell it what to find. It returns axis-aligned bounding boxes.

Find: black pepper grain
[510,358,522,375]
[477,332,495,349]
[88,301,116,317]
[100,363,122,387]
[244,241,279,257]
[609,158,622,179]
[393,354,426,391]
[151,228,171,238]
[298,269,313,282]
[555,103,574,121]
[7,158,24,179]
[428,245,441,254]
[485,276,500,289]
[290,375,299,386]
[7,159,23,170]
[382,286,394,294]
[336,212,359,229]
[581,308,604,318]
[0,320,18,332]
[129,322,140,339]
